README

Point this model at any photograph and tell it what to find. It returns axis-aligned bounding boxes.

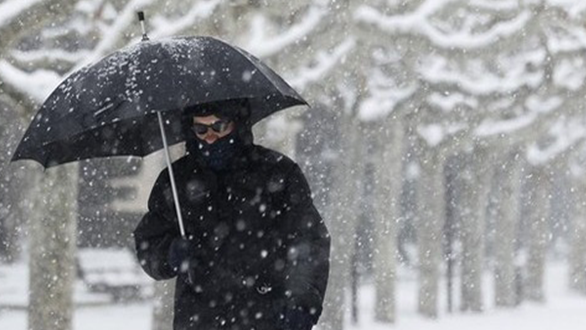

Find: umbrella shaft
[157,111,187,238]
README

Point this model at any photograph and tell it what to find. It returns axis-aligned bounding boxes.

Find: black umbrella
[12,36,306,167]
[12,17,307,238]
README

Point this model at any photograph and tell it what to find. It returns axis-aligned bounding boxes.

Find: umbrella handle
[137,11,150,41]
[156,111,187,238]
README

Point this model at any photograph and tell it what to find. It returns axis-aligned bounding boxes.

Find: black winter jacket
[134,145,330,330]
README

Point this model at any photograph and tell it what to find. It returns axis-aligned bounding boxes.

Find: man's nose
[204,133,218,144]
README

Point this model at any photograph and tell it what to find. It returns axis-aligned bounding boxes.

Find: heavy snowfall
[1,1,586,330]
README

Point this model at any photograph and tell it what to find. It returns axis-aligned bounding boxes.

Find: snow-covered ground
[350,263,586,330]
[0,261,584,330]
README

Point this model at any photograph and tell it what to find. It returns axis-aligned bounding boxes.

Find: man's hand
[168,237,195,272]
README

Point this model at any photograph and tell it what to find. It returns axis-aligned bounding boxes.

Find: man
[134,100,330,330]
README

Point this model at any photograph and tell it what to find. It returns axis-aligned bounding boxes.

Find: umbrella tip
[137,11,149,41]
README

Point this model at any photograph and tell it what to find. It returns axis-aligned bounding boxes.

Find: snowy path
[1,262,585,330]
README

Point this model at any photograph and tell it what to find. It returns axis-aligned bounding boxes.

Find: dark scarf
[185,129,244,172]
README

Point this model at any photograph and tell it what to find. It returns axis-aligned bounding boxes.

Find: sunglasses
[191,119,232,135]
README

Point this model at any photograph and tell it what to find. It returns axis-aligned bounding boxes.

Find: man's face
[192,115,235,144]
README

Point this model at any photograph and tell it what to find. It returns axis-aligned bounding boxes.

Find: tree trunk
[416,148,446,318]
[28,164,78,330]
[524,166,550,302]
[319,110,366,330]
[152,279,176,330]
[493,150,522,307]
[350,240,359,324]
[370,118,403,323]
[459,150,491,312]
[0,203,20,262]
[569,177,586,294]
[0,100,27,263]
[443,155,461,313]
[0,164,25,264]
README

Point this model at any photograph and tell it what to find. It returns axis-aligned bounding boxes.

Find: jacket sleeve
[133,169,180,280]
[279,163,331,324]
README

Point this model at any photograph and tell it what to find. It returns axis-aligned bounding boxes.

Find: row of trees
[1,1,586,330]
[325,0,586,325]
[342,0,586,323]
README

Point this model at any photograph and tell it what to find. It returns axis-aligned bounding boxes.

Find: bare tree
[152,279,176,330]
[458,148,493,312]
[27,164,78,330]
[414,133,448,318]
[318,96,367,330]
[0,99,28,263]
[523,165,551,302]
[569,157,586,294]
[367,116,403,322]
[1,1,79,329]
[520,111,586,301]
[493,150,523,307]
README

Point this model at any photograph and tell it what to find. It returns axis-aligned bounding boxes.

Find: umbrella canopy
[12,36,307,168]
